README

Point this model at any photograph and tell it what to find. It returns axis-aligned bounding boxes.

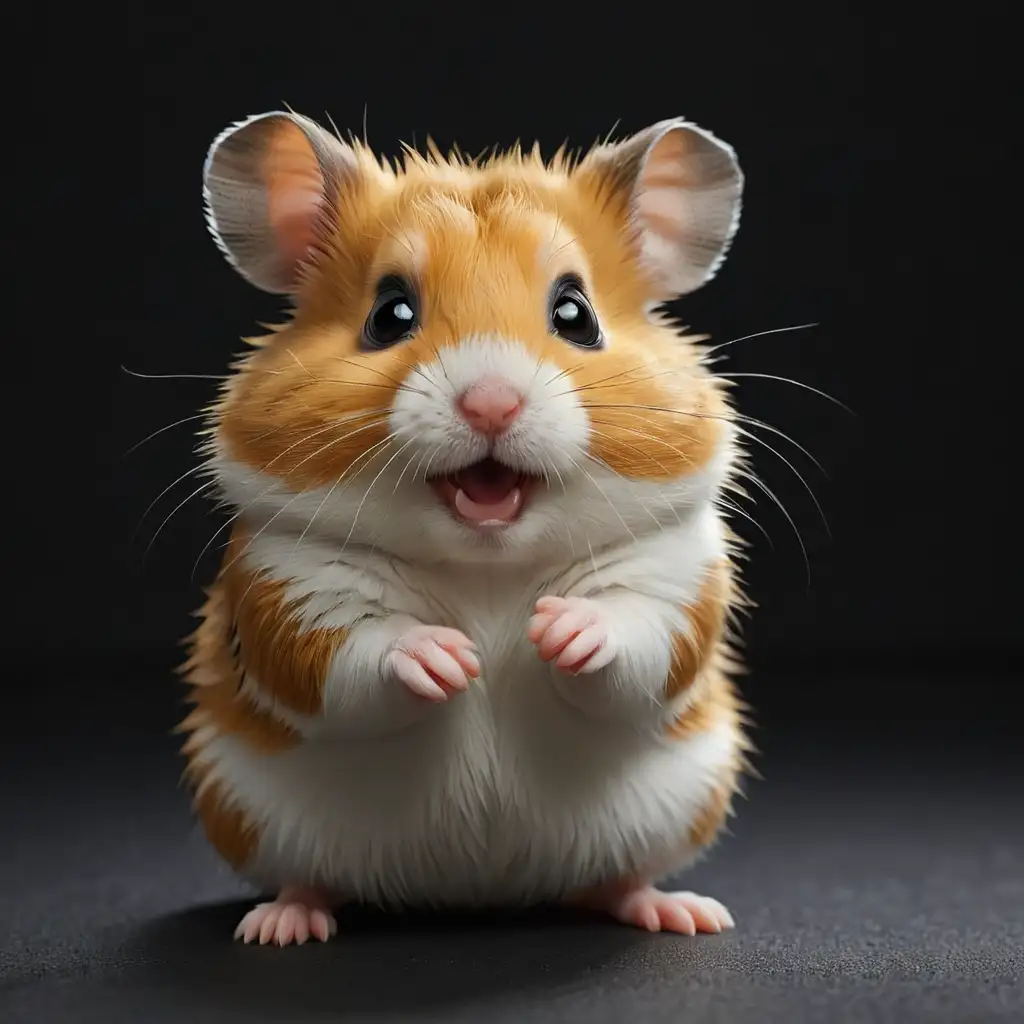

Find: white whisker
[124,413,208,456]
[705,322,819,355]
[721,371,852,415]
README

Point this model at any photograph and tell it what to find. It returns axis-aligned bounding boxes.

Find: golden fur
[181,128,751,881]
[215,144,727,490]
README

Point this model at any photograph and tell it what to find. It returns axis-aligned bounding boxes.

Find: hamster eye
[361,276,419,350]
[549,275,602,349]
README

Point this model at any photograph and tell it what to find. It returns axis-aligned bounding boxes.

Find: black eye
[361,276,419,350]
[549,276,602,349]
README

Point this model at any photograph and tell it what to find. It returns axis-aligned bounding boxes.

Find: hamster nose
[456,377,524,436]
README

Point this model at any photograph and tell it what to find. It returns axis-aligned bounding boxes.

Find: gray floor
[2,673,1021,1023]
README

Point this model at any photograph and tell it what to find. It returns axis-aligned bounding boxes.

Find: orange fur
[220,529,346,717]
[669,659,742,741]
[666,561,730,699]
[672,657,750,850]
[191,774,262,872]
[179,581,280,874]
[687,783,732,849]
[179,581,298,755]
[214,144,728,490]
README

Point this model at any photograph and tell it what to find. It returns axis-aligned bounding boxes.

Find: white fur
[194,511,736,906]
[210,336,733,568]
[197,335,741,906]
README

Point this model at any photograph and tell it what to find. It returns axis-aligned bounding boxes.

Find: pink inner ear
[636,133,695,242]
[269,186,323,274]
[264,126,327,281]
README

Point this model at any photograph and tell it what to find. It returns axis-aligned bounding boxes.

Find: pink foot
[234,887,338,946]
[572,881,735,935]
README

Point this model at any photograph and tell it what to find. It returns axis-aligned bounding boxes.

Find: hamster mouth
[428,457,541,527]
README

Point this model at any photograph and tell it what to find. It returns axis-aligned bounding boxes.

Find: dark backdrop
[3,9,1021,1023]
[9,9,1018,713]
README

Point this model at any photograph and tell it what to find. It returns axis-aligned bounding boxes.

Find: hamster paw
[388,625,480,702]
[571,880,735,935]
[528,596,617,674]
[234,887,338,946]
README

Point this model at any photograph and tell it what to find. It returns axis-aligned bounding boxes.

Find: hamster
[179,109,752,947]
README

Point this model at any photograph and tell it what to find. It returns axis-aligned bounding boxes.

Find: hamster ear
[578,119,743,299]
[203,111,359,294]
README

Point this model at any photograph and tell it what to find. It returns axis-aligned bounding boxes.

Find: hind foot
[234,886,338,946]
[571,878,735,935]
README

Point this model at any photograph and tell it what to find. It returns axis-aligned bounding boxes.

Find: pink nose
[456,377,524,436]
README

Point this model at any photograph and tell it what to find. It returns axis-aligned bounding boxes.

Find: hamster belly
[193,637,740,908]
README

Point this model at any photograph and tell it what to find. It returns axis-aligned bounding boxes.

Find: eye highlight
[361,275,420,350]
[549,275,602,349]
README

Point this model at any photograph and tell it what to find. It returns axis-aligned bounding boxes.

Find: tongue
[453,463,522,523]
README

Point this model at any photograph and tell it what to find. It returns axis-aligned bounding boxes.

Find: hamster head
[202,112,744,566]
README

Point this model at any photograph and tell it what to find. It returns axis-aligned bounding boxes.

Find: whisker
[548,363,658,399]
[433,349,454,390]
[124,413,208,456]
[543,362,586,389]
[582,401,824,475]
[586,408,702,449]
[335,435,419,562]
[188,416,390,579]
[144,477,219,559]
[372,213,415,259]
[705,322,819,355]
[122,365,226,382]
[587,419,694,473]
[131,461,208,546]
[284,432,407,573]
[418,444,447,482]
[542,216,563,269]
[282,349,431,399]
[257,409,391,477]
[393,444,431,495]
[310,375,428,396]
[720,372,853,415]
[735,466,810,587]
[729,412,826,476]
[380,354,438,392]
[224,432,398,594]
[528,356,547,393]
[561,452,638,546]
[331,355,412,393]
[578,449,668,531]
[715,495,774,550]
[547,235,578,262]
[583,402,819,569]
[535,447,565,493]
[733,424,830,537]
[366,446,426,561]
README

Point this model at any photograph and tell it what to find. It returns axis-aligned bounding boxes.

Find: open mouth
[428,457,542,527]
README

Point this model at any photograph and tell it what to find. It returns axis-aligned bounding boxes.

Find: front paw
[387,625,480,702]
[528,596,617,674]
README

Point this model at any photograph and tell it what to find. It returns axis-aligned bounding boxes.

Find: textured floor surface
[1,669,1021,1023]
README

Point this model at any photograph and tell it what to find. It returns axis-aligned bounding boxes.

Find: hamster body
[181,110,751,944]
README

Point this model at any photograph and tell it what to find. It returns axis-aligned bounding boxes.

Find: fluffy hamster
[179,110,752,946]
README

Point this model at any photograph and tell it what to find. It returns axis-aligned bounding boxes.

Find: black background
[14,8,1020,683]
[4,7,1020,1023]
